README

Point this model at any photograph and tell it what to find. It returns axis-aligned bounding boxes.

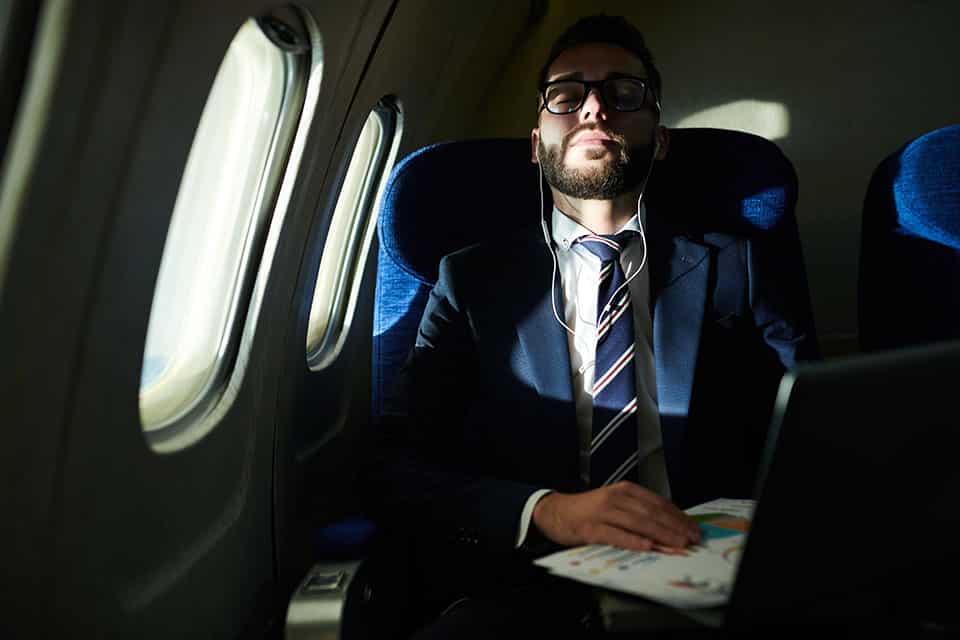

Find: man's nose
[580,86,609,121]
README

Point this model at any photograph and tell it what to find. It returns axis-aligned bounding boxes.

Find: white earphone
[537,142,657,340]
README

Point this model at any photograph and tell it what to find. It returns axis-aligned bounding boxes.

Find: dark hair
[538,14,662,101]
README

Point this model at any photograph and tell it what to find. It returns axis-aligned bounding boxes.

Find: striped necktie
[577,231,641,488]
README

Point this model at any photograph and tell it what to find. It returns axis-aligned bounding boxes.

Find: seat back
[373,129,815,419]
[858,124,960,351]
[372,139,542,417]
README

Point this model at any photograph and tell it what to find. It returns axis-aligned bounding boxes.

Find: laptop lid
[726,340,960,628]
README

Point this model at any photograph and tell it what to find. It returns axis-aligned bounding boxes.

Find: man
[372,14,818,636]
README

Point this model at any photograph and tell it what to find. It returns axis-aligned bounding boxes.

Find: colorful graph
[692,513,750,540]
[534,499,756,608]
[667,575,729,597]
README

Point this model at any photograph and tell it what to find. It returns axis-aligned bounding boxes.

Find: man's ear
[530,128,540,164]
[655,125,670,161]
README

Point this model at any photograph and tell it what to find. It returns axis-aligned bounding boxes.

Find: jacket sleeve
[370,253,541,554]
[746,231,821,368]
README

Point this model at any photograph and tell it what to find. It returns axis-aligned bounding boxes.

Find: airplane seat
[290,140,543,639]
[858,124,960,352]
[310,515,377,559]
[297,131,817,637]
[373,129,817,422]
[855,128,960,629]
[310,139,541,556]
[373,138,543,421]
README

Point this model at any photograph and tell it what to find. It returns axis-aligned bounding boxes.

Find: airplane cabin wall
[476,0,960,356]
[1,0,538,636]
[272,0,535,602]
[1,0,388,636]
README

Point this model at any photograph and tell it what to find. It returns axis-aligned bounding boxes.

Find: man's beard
[538,128,655,200]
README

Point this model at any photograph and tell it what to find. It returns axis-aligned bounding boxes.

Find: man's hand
[531,481,701,552]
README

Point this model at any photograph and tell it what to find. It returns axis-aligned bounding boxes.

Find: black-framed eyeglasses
[539,77,660,115]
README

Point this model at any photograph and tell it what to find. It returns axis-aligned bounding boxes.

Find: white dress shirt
[515,205,670,548]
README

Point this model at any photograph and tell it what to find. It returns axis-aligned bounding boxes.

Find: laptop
[724,340,960,629]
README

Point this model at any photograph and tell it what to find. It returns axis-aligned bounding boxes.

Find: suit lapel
[647,210,710,461]
[511,218,712,424]
[514,236,575,407]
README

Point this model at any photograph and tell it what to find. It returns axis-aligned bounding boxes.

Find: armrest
[286,517,419,639]
[286,517,375,639]
[285,560,366,640]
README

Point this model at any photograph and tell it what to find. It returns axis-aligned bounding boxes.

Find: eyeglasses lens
[607,79,648,111]
[544,79,651,114]
[544,83,584,114]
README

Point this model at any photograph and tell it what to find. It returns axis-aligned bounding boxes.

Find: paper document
[534,498,755,609]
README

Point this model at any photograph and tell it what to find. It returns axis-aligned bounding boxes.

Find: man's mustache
[562,124,627,151]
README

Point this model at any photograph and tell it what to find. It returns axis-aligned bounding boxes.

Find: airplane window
[140,16,308,437]
[306,99,402,370]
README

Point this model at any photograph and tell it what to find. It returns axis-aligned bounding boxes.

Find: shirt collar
[550,204,646,251]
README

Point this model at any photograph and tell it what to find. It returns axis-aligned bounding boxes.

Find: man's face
[532,43,664,200]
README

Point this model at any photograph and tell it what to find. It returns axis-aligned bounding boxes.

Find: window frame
[141,14,312,447]
[306,98,403,371]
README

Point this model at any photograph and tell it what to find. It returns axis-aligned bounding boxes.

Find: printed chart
[535,498,755,609]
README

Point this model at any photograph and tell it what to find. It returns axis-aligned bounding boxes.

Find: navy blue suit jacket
[376,209,818,558]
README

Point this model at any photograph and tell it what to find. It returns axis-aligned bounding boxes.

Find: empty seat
[858,124,960,351]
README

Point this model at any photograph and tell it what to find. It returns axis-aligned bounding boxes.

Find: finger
[612,482,690,522]
[584,523,655,553]
[611,483,701,541]
[605,495,699,545]
[616,482,696,526]
[601,506,691,548]
[652,543,692,557]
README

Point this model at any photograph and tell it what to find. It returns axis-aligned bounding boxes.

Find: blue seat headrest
[378,129,798,286]
[378,139,542,285]
[374,129,804,417]
[647,128,797,235]
[889,124,960,250]
[859,124,960,351]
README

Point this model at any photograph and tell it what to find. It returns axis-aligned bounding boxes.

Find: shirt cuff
[515,489,553,548]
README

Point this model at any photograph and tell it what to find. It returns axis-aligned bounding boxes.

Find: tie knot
[576,231,636,263]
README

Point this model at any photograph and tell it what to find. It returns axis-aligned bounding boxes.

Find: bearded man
[373,14,818,638]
